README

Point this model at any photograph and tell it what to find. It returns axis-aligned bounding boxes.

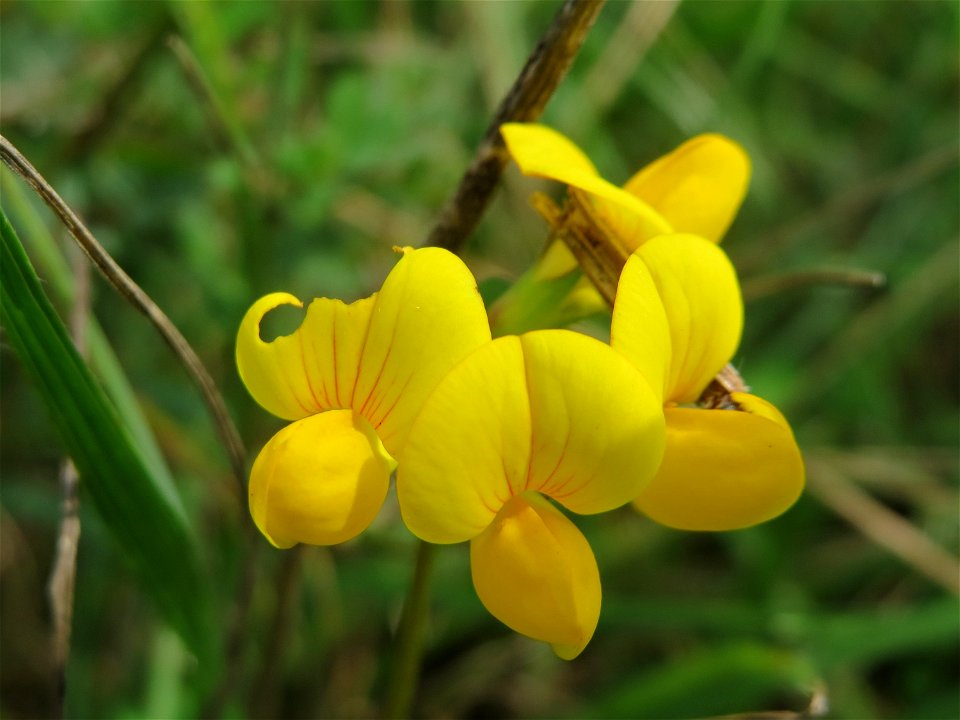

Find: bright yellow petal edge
[470,493,600,659]
[398,329,665,659]
[239,247,492,548]
[634,393,805,531]
[624,133,751,244]
[236,247,492,436]
[249,410,396,547]
[611,234,744,405]
[501,122,671,251]
[633,234,743,403]
[398,330,665,543]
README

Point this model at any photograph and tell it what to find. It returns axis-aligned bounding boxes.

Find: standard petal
[237,292,376,421]
[623,134,751,243]
[520,330,665,515]
[351,247,491,455]
[397,337,532,544]
[501,122,600,188]
[501,123,671,249]
[248,410,396,548]
[634,234,743,403]
[634,397,805,531]
[610,253,672,403]
[470,493,600,660]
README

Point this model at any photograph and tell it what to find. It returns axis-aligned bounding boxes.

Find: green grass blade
[0,169,183,513]
[0,208,215,662]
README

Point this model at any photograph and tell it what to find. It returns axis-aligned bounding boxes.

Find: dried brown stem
[742,268,886,300]
[709,681,828,719]
[807,459,960,595]
[425,0,606,252]
[0,134,248,493]
[47,247,90,716]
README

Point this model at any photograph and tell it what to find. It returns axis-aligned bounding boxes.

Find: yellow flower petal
[730,391,792,429]
[398,337,532,543]
[571,187,672,255]
[534,238,579,280]
[633,234,743,403]
[501,123,671,251]
[236,248,491,451]
[624,134,751,244]
[501,122,600,188]
[519,330,664,515]
[249,410,396,547]
[635,396,805,531]
[610,252,672,403]
[470,493,600,660]
[237,292,376,421]
[350,247,491,455]
[398,330,665,542]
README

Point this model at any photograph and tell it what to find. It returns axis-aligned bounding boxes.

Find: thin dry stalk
[807,459,960,595]
[0,134,248,494]
[425,0,607,252]
[742,268,886,300]
[47,247,90,716]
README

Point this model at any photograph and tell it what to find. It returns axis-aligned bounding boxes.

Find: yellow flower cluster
[235,124,804,659]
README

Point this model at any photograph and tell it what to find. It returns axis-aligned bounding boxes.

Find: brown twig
[47,247,90,717]
[709,681,829,719]
[741,267,886,300]
[0,134,248,494]
[807,459,960,595]
[424,0,607,252]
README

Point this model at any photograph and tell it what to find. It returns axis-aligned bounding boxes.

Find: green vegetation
[1,1,956,718]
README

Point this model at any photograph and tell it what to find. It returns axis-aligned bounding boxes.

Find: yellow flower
[611,234,805,531]
[502,122,750,257]
[397,330,666,658]
[236,247,491,547]
[492,123,751,332]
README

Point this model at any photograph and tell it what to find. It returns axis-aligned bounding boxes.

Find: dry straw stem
[710,681,829,719]
[741,268,886,301]
[425,0,607,252]
[0,134,248,493]
[807,458,960,595]
[47,249,89,717]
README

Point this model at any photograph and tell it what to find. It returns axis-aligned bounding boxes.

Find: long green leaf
[0,169,182,513]
[0,208,215,662]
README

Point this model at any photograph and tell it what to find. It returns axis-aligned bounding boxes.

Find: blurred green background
[1,1,957,718]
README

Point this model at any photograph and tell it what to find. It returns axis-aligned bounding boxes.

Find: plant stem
[383,541,436,719]
[0,134,248,494]
[425,0,606,252]
[48,248,90,717]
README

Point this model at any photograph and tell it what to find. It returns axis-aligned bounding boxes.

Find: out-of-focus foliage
[1,1,957,719]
